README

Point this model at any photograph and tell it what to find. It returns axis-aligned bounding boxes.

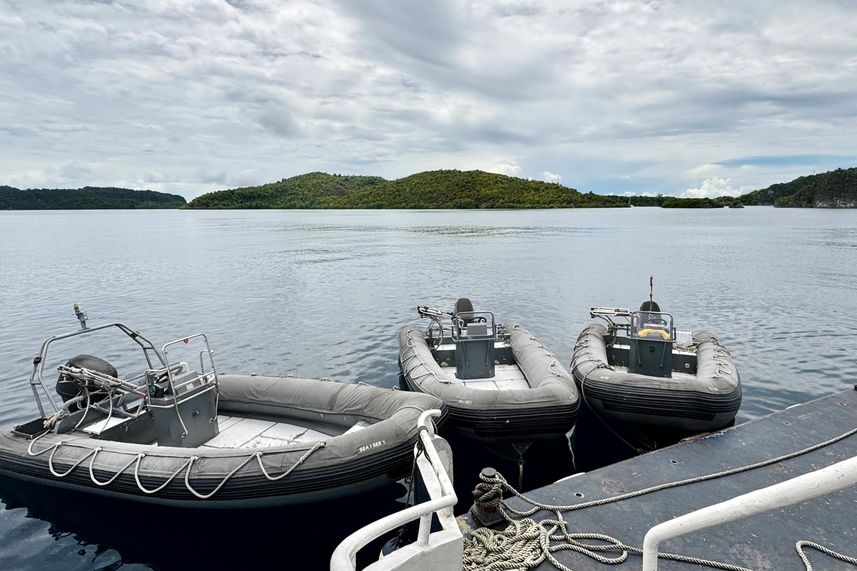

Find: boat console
[147,334,219,447]
[418,299,500,380]
[591,303,678,378]
[451,307,496,380]
[630,305,675,377]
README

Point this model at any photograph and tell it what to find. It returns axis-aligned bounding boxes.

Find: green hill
[187,172,386,209]
[0,186,186,209]
[187,170,626,209]
[739,167,857,207]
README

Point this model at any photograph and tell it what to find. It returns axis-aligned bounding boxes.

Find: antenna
[73,304,88,330]
[649,276,653,304]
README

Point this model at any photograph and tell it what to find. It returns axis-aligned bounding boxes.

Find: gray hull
[571,324,741,432]
[399,322,579,441]
[0,375,444,508]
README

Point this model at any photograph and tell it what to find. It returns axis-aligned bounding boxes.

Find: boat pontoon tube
[572,324,741,432]
[399,323,579,440]
[0,375,445,508]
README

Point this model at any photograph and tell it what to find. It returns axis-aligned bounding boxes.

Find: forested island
[628,196,743,208]
[0,186,186,210]
[738,167,857,207]
[3,167,855,210]
[187,167,856,210]
[621,168,857,208]
[187,170,627,209]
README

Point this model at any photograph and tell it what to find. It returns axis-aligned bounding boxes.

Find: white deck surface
[81,415,126,434]
[203,416,336,449]
[438,363,530,391]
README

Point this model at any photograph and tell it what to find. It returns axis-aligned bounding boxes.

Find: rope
[577,363,645,455]
[494,423,857,518]
[796,541,857,570]
[464,423,857,571]
[255,441,326,481]
[463,510,752,571]
[28,432,325,499]
[48,444,97,478]
[402,332,454,385]
[134,454,192,494]
[88,447,140,486]
[183,454,257,499]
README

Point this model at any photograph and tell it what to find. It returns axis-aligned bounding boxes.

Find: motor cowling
[56,354,118,410]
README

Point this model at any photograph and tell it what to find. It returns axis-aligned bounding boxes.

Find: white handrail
[330,409,461,571]
[642,455,857,571]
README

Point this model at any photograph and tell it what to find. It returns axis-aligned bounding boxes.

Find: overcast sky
[1,0,856,199]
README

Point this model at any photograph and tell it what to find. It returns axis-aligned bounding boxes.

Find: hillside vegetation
[628,195,741,208]
[0,186,186,209]
[187,172,386,209]
[187,170,627,209]
[739,167,857,207]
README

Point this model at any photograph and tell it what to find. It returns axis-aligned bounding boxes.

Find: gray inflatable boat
[399,299,580,442]
[571,302,741,433]
[0,307,444,508]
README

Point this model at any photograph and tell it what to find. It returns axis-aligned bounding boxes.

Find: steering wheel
[427,318,444,349]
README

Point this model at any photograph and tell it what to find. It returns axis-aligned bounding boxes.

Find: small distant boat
[398,299,580,443]
[0,306,443,507]
[571,295,741,438]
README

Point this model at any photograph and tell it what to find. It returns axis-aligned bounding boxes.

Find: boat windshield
[631,310,675,341]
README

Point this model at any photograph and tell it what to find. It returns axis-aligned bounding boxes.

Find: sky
[1,0,856,200]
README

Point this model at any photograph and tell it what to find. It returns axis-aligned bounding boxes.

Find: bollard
[469,467,506,527]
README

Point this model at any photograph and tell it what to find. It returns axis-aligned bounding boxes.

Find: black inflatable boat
[0,306,445,508]
[571,302,741,435]
[399,299,580,442]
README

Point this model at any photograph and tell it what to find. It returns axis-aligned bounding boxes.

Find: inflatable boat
[571,301,741,435]
[398,299,580,442]
[0,306,444,508]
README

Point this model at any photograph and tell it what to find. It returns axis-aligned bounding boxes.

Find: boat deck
[203,416,333,449]
[466,386,857,570]
[437,363,530,391]
[84,414,365,449]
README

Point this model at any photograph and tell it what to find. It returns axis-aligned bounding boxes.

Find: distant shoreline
[4,166,855,209]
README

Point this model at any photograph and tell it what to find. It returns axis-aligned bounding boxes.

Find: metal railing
[29,318,165,417]
[330,409,462,571]
[641,455,857,571]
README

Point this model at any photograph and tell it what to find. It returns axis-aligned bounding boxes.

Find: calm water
[1,207,856,569]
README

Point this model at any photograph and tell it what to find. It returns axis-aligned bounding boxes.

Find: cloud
[542,171,562,183]
[682,177,749,198]
[686,163,722,179]
[1,1,856,199]
[257,106,301,138]
[488,161,522,177]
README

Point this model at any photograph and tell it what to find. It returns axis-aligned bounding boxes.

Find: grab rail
[330,409,461,571]
[641,454,857,570]
[29,311,165,417]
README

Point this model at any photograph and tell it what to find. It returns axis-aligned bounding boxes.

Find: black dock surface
[503,388,857,570]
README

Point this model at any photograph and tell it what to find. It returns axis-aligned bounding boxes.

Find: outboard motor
[629,301,674,378]
[452,298,496,380]
[56,354,117,411]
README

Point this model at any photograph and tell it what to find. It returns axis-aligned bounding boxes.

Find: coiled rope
[464,423,857,571]
[27,430,325,499]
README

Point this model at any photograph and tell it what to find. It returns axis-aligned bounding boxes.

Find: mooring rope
[464,423,857,571]
[796,540,857,570]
